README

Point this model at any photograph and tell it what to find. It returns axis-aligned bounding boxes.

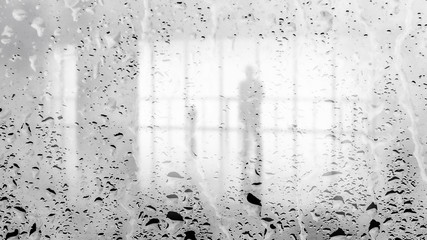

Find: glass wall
[1,0,427,239]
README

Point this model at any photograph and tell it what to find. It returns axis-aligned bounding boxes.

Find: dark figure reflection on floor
[239,65,264,193]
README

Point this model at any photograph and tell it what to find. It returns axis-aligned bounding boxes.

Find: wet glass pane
[1,0,427,239]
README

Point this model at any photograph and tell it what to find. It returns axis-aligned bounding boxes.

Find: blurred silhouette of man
[239,65,264,188]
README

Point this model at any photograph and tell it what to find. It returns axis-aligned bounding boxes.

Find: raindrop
[166,211,184,221]
[146,218,160,226]
[12,9,27,21]
[247,193,262,206]
[330,228,346,240]
[31,17,45,37]
[167,171,184,179]
[184,230,196,240]
[368,220,380,240]
[29,223,37,236]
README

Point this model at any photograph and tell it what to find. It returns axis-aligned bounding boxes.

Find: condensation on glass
[0,0,426,239]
